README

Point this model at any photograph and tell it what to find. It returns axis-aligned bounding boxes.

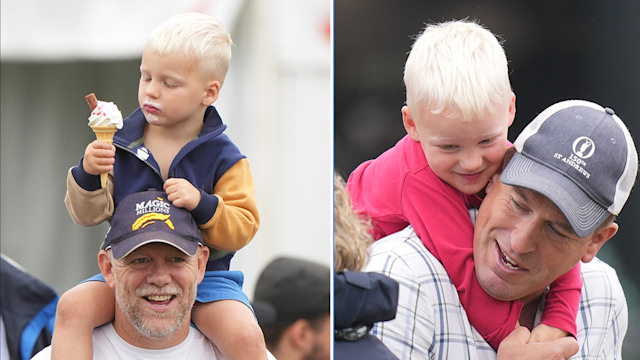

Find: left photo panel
[1,1,333,359]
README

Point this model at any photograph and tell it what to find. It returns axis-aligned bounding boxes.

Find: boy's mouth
[142,102,163,113]
[142,102,164,122]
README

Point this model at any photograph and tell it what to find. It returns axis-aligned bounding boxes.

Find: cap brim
[501,152,610,237]
[107,230,200,260]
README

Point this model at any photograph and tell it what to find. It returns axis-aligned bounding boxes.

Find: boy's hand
[164,178,201,211]
[497,326,578,360]
[82,140,115,176]
[530,324,570,343]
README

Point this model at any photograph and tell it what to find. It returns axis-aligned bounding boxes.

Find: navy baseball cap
[102,190,204,260]
[502,100,638,237]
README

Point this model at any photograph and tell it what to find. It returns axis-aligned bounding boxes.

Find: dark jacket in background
[334,271,399,359]
[1,255,58,360]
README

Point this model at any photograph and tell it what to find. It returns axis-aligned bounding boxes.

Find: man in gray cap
[253,257,331,360]
[366,99,637,359]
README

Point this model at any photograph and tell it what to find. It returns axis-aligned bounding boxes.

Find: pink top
[347,135,580,350]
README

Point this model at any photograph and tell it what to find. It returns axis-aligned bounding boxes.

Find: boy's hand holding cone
[85,93,123,188]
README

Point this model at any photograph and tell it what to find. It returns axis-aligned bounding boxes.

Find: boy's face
[403,96,515,195]
[138,47,218,128]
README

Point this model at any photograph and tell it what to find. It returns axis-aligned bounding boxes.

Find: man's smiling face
[110,243,201,341]
[472,175,611,303]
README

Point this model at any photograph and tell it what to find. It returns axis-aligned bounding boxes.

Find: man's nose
[147,262,171,286]
[509,220,540,254]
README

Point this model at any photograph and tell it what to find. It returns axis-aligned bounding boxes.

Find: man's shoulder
[366,225,460,313]
[579,257,626,313]
[366,226,495,359]
[367,226,449,280]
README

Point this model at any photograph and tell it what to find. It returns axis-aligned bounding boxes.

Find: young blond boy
[56,13,265,360]
[347,20,580,349]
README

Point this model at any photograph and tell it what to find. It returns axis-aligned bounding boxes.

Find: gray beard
[115,283,194,339]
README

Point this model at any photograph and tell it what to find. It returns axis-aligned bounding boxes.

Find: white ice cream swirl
[88,100,123,128]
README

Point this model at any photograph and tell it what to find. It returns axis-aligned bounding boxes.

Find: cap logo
[572,136,595,159]
[132,212,174,231]
[135,197,171,215]
[132,197,174,231]
[553,140,592,180]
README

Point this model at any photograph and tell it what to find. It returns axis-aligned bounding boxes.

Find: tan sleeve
[64,167,115,227]
[199,159,260,251]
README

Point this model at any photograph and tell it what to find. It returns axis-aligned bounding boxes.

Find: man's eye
[132,258,148,264]
[547,222,571,240]
[511,198,527,212]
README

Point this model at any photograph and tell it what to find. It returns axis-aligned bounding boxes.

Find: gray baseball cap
[502,100,638,237]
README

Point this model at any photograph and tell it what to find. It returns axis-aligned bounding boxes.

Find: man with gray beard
[33,190,255,359]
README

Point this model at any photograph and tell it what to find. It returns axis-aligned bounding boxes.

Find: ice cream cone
[91,125,117,188]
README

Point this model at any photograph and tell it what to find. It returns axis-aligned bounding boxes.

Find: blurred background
[1,0,331,303]
[335,0,639,358]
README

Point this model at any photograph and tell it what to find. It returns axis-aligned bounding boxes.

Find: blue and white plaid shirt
[366,226,627,360]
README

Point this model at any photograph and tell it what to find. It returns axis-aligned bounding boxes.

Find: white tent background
[1,0,333,299]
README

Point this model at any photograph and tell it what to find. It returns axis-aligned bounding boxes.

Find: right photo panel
[333,1,640,359]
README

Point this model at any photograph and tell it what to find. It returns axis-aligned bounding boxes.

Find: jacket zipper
[113,143,164,181]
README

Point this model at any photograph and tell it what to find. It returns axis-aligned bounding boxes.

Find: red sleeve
[346,137,414,239]
[539,262,581,338]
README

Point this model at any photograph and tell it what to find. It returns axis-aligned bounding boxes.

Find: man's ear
[402,106,420,141]
[196,246,210,284]
[485,173,501,194]
[287,319,313,353]
[202,80,221,106]
[581,222,618,263]
[97,250,116,289]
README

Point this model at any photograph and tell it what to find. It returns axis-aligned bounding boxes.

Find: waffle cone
[90,125,117,188]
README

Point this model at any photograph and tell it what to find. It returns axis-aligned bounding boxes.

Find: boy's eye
[438,144,458,151]
[479,137,496,145]
[164,82,177,88]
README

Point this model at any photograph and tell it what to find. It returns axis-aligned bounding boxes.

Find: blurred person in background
[252,257,330,360]
[333,172,399,359]
[1,254,58,360]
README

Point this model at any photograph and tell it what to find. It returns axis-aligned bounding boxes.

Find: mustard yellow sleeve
[64,167,114,227]
[198,159,260,251]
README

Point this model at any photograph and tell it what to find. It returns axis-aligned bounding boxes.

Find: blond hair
[334,172,374,272]
[404,19,512,122]
[146,12,233,84]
